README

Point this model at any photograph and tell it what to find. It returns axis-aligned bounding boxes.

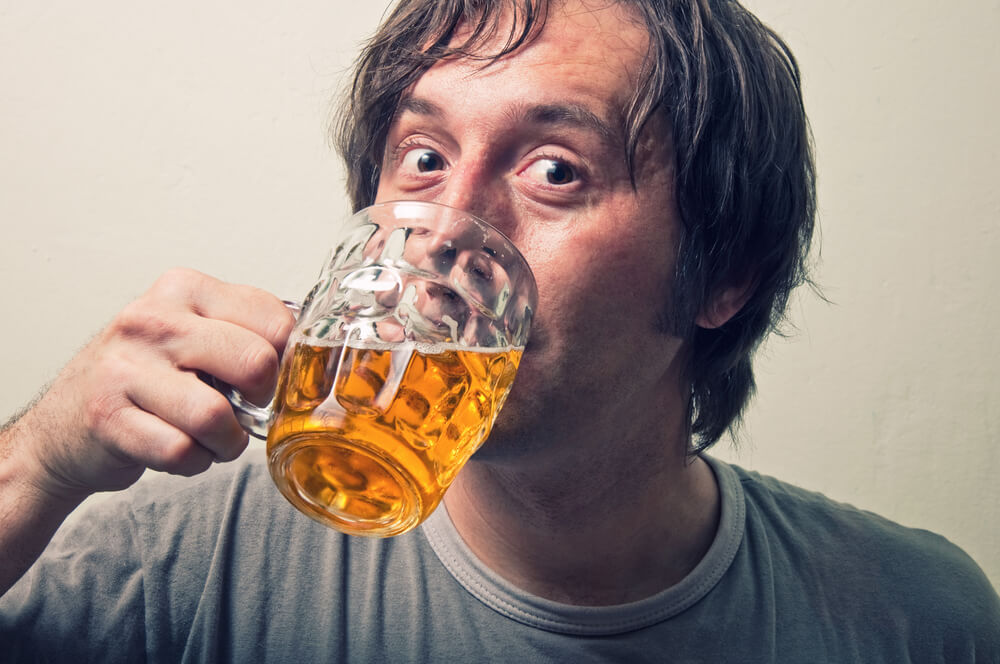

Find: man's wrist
[0,409,93,509]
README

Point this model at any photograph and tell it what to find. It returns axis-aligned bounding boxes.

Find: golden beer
[266,338,522,536]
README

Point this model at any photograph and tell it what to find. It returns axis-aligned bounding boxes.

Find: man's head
[334,0,815,453]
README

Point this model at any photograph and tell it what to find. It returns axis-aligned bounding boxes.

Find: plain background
[2,1,997,591]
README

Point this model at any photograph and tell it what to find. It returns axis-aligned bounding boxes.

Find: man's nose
[435,162,518,242]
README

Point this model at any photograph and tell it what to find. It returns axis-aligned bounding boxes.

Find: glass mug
[223,201,537,537]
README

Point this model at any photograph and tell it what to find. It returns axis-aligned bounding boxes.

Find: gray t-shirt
[2,455,998,662]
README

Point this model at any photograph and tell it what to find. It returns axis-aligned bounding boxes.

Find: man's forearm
[0,416,89,597]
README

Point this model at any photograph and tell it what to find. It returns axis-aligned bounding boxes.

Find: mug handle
[208,299,301,440]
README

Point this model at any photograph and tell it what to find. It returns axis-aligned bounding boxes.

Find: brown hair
[334,0,816,451]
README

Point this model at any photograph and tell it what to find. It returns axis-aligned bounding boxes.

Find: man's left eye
[521,158,576,186]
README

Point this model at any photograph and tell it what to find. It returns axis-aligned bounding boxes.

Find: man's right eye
[401,148,446,173]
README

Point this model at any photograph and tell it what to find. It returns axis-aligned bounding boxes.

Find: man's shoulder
[733,465,968,561]
[730,463,986,582]
[727,463,1000,647]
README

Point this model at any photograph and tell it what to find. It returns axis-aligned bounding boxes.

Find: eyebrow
[395,96,618,145]
[518,103,617,144]
[396,96,444,119]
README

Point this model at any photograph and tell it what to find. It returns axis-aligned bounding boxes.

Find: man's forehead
[406,0,648,128]
[445,0,643,47]
[436,0,648,77]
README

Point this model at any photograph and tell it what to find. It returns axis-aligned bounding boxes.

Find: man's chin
[470,414,534,464]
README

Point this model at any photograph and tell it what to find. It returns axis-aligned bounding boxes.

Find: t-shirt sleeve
[739,469,1000,662]
[898,531,1000,662]
[0,493,147,662]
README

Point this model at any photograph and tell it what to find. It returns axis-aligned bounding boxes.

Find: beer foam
[288,332,523,355]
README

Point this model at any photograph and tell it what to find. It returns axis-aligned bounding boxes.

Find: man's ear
[695,285,752,330]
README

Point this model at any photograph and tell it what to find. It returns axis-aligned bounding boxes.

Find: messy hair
[334,0,816,452]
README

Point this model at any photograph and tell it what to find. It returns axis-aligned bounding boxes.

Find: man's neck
[442,439,720,606]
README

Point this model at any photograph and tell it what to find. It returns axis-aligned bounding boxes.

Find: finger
[155,312,283,407]
[108,407,217,478]
[127,366,250,463]
[150,268,296,351]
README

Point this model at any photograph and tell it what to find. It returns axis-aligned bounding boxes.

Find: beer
[266,338,522,536]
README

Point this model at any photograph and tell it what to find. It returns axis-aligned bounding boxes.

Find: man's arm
[0,268,294,596]
[0,411,89,595]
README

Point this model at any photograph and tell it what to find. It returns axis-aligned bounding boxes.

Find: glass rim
[360,199,535,285]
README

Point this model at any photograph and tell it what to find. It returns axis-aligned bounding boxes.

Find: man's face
[374,0,688,462]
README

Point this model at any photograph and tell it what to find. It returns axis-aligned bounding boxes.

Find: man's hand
[0,268,295,594]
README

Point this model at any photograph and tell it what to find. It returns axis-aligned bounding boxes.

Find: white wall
[2,1,997,590]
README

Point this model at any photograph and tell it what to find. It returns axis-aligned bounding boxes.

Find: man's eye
[401,148,446,173]
[522,158,576,186]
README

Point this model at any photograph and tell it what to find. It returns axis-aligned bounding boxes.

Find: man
[1,0,997,661]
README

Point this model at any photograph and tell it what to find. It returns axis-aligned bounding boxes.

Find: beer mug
[224,201,536,537]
